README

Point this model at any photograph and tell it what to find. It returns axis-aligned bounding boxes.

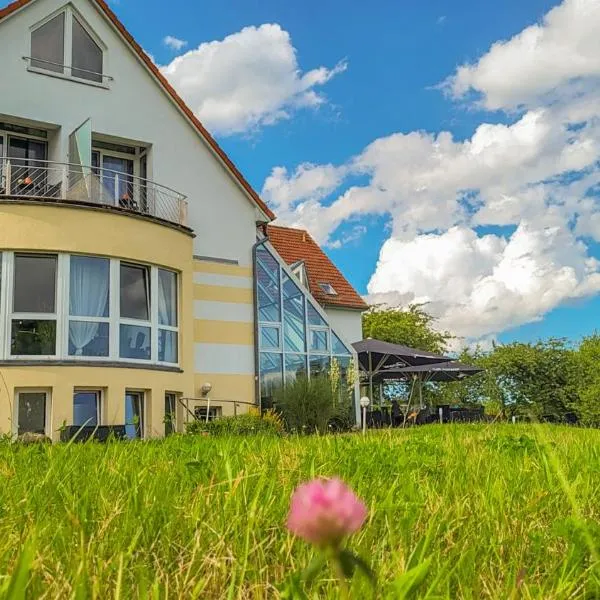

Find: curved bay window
[0,251,179,365]
[256,245,354,408]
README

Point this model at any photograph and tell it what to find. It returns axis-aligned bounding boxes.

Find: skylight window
[318,282,338,296]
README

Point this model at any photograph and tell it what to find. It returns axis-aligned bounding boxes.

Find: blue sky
[115,0,599,347]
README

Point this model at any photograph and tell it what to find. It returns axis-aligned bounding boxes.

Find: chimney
[302,232,306,242]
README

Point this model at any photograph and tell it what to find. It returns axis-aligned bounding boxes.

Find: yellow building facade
[0,202,195,440]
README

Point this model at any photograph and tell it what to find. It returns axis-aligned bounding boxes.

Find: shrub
[273,375,354,434]
[186,412,283,436]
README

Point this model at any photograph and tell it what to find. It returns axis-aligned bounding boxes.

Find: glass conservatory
[255,244,355,409]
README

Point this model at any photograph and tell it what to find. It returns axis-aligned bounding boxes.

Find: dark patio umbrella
[352,339,452,404]
[377,361,483,382]
[374,360,484,409]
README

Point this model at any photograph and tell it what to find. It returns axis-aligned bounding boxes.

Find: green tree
[482,339,579,419]
[362,304,452,353]
[574,334,600,426]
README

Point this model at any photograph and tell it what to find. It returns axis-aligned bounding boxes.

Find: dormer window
[318,282,338,296]
[29,8,105,84]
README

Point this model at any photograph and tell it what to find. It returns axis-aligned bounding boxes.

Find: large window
[256,245,354,407]
[30,8,104,84]
[69,256,109,357]
[11,254,57,356]
[0,252,179,364]
[120,263,151,360]
[158,269,178,363]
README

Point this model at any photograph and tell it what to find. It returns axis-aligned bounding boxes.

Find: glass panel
[260,326,280,350]
[11,320,56,355]
[31,13,65,73]
[256,247,280,322]
[332,332,351,355]
[125,392,143,439]
[70,256,109,317]
[7,137,48,195]
[102,156,134,205]
[73,391,99,427]
[120,263,149,320]
[18,392,46,435]
[307,302,327,326]
[14,254,56,313]
[260,352,282,408]
[310,329,329,352]
[164,393,176,436]
[68,321,109,357]
[158,269,177,326]
[283,275,305,352]
[158,329,177,363]
[120,324,151,360]
[284,353,307,382]
[71,16,102,82]
[310,355,330,378]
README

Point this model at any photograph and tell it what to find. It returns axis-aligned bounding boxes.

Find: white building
[0,0,366,439]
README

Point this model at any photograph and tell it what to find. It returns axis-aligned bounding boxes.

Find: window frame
[7,252,61,359]
[27,6,108,87]
[14,388,52,437]
[0,252,180,366]
[73,388,102,427]
[125,390,145,439]
[164,392,177,436]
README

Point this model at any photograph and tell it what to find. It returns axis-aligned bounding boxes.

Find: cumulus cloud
[263,0,600,343]
[163,36,188,52]
[160,24,346,135]
[366,224,600,340]
[443,0,600,110]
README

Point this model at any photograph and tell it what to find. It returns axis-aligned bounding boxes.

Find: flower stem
[332,555,350,599]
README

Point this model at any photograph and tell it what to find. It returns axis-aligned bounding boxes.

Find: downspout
[252,234,269,412]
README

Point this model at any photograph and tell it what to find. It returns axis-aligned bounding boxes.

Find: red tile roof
[267,225,368,311]
[0,0,275,221]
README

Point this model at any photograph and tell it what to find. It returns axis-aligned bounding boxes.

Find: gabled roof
[0,0,275,221]
[267,224,368,311]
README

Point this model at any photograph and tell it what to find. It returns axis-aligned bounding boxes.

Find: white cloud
[163,36,188,52]
[160,24,346,135]
[366,224,600,340]
[263,0,600,342]
[443,0,600,110]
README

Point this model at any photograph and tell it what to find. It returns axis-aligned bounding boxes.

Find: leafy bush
[186,412,283,436]
[273,375,354,434]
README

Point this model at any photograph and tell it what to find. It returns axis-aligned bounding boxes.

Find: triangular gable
[0,0,275,222]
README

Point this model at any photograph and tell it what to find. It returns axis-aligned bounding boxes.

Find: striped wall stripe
[194,320,254,345]
[194,300,254,323]
[194,260,252,277]
[193,272,253,289]
[194,343,255,375]
[194,284,253,304]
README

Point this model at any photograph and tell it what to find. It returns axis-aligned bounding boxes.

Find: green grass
[0,425,599,598]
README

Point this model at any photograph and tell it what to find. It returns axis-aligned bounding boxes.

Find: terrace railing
[0,157,188,227]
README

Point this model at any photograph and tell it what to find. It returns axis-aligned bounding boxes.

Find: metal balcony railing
[0,158,188,227]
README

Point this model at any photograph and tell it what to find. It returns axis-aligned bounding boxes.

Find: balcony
[0,158,188,227]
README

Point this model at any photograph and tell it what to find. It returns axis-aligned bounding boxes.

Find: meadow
[0,424,598,598]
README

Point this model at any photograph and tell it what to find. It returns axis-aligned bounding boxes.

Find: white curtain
[69,256,109,355]
[158,270,176,361]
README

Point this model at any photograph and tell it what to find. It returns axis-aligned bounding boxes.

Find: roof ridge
[0,0,275,221]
